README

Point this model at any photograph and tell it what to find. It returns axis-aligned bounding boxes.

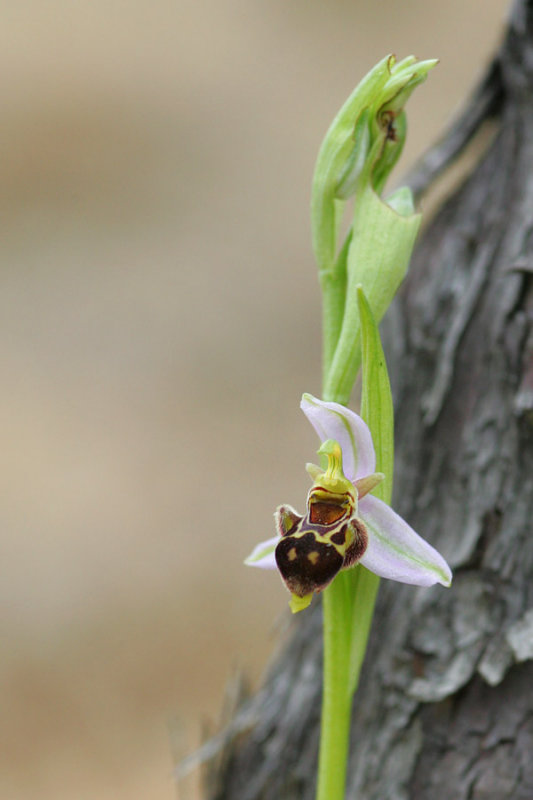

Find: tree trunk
[204,1,533,797]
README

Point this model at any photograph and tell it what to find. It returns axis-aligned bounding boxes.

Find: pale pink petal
[244,536,278,569]
[301,393,376,482]
[359,494,452,587]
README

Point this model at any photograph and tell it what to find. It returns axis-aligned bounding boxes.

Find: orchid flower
[246,393,451,612]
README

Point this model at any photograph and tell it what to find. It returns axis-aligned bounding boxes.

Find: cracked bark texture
[205,2,533,797]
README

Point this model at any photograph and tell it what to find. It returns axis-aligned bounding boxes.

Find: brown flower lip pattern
[274,486,369,598]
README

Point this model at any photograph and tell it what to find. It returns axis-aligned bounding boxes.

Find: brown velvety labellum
[275,532,344,597]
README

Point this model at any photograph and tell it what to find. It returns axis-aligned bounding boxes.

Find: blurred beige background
[1,2,508,799]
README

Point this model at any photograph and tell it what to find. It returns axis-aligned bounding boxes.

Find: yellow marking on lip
[288,547,297,561]
[308,551,320,565]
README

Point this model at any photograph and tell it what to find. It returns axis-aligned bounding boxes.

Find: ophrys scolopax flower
[246,394,451,612]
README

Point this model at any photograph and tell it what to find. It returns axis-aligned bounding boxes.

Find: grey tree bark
[204,1,533,797]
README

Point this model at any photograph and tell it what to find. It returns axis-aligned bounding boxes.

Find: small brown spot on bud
[381,110,397,141]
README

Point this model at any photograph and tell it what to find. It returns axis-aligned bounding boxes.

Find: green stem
[320,231,351,390]
[316,296,389,799]
[321,274,346,392]
[316,573,352,800]
[317,569,381,800]
[316,549,379,800]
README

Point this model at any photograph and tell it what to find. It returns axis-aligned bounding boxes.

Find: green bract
[324,181,420,402]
